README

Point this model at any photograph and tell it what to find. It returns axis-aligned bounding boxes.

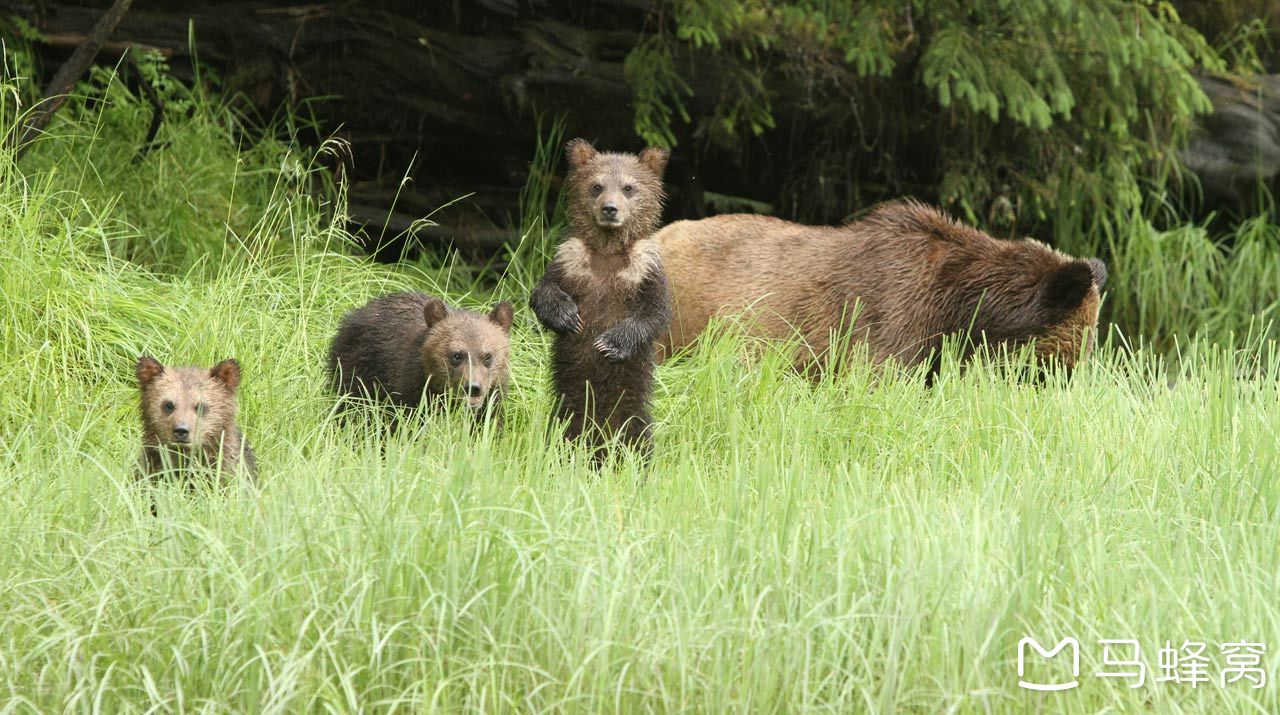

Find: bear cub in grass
[656,199,1108,375]
[327,292,513,422]
[530,139,672,460]
[136,356,257,482]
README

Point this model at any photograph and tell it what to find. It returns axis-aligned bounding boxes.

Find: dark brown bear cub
[530,139,672,461]
[136,356,257,483]
[327,292,513,421]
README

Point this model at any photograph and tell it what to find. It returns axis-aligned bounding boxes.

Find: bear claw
[595,336,628,362]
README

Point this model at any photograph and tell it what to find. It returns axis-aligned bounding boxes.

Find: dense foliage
[629,0,1220,234]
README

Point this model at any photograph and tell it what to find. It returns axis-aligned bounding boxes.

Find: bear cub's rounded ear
[638,146,670,178]
[1086,258,1108,290]
[565,138,597,170]
[1042,261,1096,312]
[209,358,242,391]
[136,356,164,387]
[489,301,515,334]
[422,296,448,327]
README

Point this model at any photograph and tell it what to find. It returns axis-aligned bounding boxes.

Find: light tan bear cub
[136,356,257,483]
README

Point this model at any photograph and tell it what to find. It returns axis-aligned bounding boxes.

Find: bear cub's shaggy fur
[327,292,513,421]
[136,356,257,483]
[530,139,672,460]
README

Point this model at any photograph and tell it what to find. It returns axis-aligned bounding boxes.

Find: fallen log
[12,1,674,253]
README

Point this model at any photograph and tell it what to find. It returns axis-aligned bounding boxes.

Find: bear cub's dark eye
[195,402,206,415]
[162,400,175,414]
[623,184,634,194]
[451,352,465,365]
[591,184,603,195]
[482,353,492,366]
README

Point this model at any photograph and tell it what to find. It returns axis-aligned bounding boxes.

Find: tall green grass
[3,62,1280,713]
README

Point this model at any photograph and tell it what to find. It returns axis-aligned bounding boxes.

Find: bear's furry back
[327,292,438,407]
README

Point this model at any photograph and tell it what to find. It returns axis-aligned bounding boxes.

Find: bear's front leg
[530,267,583,336]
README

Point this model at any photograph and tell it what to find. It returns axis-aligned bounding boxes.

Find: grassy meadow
[4,66,1280,713]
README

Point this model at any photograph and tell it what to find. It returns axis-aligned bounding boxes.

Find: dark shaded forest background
[7,0,1280,344]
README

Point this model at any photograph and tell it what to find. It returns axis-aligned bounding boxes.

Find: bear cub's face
[420,298,514,411]
[136,357,241,449]
[565,139,669,237]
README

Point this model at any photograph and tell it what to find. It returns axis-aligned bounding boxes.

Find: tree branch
[12,0,135,160]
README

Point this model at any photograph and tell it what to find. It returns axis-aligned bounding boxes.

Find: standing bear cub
[136,356,257,483]
[327,292,513,422]
[530,139,672,461]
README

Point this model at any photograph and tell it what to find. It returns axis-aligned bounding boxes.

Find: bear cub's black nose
[172,425,190,441]
[601,203,618,218]
[466,383,483,398]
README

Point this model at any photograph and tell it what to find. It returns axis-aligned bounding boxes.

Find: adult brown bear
[656,199,1107,374]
